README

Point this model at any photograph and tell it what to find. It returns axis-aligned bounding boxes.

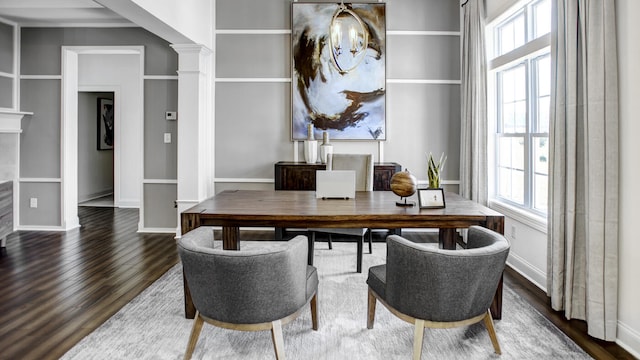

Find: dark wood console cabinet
[274,161,401,191]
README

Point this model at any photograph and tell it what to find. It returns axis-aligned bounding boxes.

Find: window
[488,0,550,217]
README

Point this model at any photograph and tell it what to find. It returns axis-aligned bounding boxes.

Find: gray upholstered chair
[309,153,374,273]
[178,229,318,360]
[366,226,510,359]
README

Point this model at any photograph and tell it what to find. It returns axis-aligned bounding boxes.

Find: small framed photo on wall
[418,188,446,209]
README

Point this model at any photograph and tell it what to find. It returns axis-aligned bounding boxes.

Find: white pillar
[171,44,213,237]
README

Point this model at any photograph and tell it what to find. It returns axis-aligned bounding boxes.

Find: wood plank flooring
[0,207,179,360]
[0,207,633,359]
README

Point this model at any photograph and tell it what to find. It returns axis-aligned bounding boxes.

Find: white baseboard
[137,227,177,234]
[617,321,640,358]
[17,225,68,232]
[506,252,547,292]
[117,199,139,208]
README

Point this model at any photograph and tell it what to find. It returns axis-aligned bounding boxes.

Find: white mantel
[0,111,31,133]
[0,110,30,181]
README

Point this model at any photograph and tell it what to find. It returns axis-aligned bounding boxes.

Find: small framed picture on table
[418,188,446,209]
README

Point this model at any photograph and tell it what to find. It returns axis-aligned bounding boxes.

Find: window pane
[532,0,551,38]
[512,137,525,171]
[534,173,548,211]
[538,96,550,133]
[499,64,526,134]
[535,55,550,133]
[511,169,525,204]
[498,137,512,167]
[498,168,511,198]
[536,55,550,96]
[515,100,527,132]
[497,136,525,205]
[513,14,526,48]
[497,12,525,56]
[534,137,548,175]
[502,103,515,132]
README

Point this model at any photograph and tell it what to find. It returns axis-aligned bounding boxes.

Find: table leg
[438,228,457,250]
[222,226,240,250]
[275,227,284,240]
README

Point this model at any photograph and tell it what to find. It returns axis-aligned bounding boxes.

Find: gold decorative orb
[390,169,417,198]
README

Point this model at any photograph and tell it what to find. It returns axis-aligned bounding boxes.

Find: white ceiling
[0,0,133,26]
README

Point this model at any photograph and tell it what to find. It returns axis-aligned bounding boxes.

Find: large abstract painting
[292,2,386,140]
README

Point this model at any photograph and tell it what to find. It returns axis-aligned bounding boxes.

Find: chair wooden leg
[356,235,363,273]
[310,293,318,330]
[413,319,425,360]
[307,232,315,266]
[184,312,205,360]
[367,288,377,329]
[271,319,286,360]
[483,309,502,354]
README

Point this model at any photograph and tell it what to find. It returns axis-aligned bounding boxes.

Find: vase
[304,140,318,164]
[319,131,333,164]
[304,123,318,164]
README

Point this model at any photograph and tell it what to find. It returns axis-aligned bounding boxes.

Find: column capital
[170,44,212,73]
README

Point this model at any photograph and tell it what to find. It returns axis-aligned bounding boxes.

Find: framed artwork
[97,98,114,150]
[418,188,446,209]
[291,2,386,141]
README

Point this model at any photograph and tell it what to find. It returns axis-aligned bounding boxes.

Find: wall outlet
[30,197,38,208]
[510,225,516,239]
[165,111,177,120]
[164,133,171,143]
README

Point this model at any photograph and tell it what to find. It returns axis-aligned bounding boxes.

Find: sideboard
[0,180,13,248]
[274,161,401,191]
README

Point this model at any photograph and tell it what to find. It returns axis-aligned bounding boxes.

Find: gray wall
[19,27,178,229]
[214,0,461,188]
[78,92,114,202]
[0,21,13,109]
[17,0,460,228]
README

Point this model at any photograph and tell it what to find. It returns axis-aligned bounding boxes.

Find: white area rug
[61,241,592,359]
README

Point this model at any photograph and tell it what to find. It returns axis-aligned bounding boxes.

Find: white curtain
[460,0,488,205]
[547,0,619,341]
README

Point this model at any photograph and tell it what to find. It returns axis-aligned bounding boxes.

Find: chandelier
[329,1,368,74]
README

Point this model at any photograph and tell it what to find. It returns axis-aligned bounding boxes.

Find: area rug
[61,241,592,360]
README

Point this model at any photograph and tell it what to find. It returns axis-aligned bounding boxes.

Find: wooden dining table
[181,190,505,319]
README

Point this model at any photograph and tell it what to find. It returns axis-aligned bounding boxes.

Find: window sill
[488,199,548,234]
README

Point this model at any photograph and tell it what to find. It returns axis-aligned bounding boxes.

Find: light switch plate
[165,111,177,120]
[164,133,171,143]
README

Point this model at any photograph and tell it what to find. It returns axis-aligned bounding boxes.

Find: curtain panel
[547,0,619,341]
[460,0,488,205]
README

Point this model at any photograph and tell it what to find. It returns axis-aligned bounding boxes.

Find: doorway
[77,91,115,207]
[61,46,144,230]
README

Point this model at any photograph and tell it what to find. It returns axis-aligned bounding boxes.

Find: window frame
[487,0,551,225]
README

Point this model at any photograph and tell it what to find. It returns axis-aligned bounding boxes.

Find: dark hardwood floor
[0,207,179,360]
[0,208,634,359]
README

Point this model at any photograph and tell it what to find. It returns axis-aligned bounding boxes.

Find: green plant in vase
[426,152,447,189]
